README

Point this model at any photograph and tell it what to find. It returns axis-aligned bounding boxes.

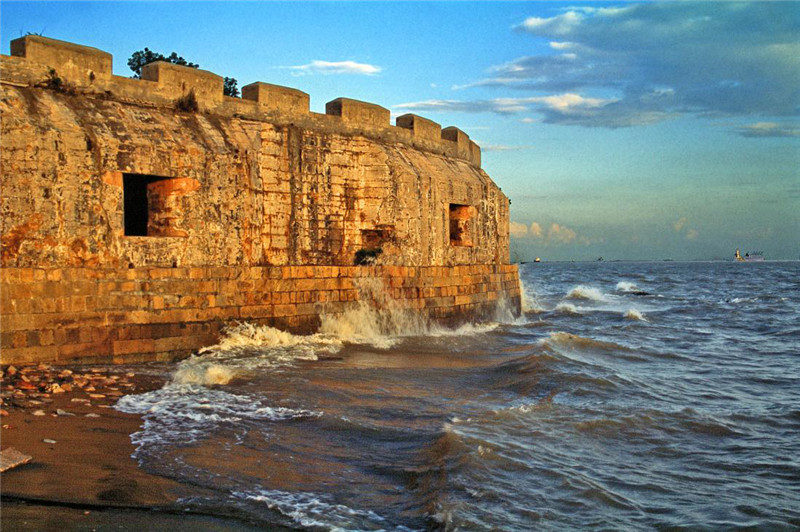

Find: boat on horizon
[735,248,765,262]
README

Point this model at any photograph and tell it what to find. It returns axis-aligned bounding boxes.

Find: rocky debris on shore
[0,364,139,419]
[0,447,32,472]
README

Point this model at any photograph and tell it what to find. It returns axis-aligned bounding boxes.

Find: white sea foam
[194,276,506,363]
[233,487,390,530]
[318,277,433,348]
[728,297,757,304]
[555,302,581,315]
[519,277,546,313]
[199,322,316,353]
[173,363,235,386]
[320,276,506,346]
[193,322,342,376]
[116,383,322,454]
[566,285,607,302]
[616,281,639,293]
[431,321,499,337]
[624,309,647,321]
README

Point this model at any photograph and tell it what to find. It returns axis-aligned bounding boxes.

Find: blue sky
[2,1,798,260]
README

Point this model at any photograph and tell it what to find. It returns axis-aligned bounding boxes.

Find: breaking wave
[555,302,581,315]
[185,322,340,379]
[566,285,608,302]
[616,281,639,293]
[199,322,325,354]
[520,277,546,313]
[319,276,509,347]
[624,309,647,321]
[173,363,235,386]
[319,278,428,348]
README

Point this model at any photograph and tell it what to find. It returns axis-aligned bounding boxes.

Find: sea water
[116,261,800,530]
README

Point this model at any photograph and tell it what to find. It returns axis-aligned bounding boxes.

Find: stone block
[441,127,471,160]
[395,114,442,143]
[326,98,390,128]
[10,35,112,85]
[1,345,58,364]
[113,338,155,356]
[242,82,310,115]
[469,140,481,167]
[141,61,223,109]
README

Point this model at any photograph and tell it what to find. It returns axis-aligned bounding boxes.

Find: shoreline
[0,363,281,530]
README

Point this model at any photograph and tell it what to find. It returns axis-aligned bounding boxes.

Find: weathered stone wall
[0,36,519,365]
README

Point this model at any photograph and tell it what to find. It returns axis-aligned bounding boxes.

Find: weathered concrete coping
[2,35,482,168]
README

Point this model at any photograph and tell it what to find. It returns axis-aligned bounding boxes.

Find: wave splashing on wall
[319,277,430,349]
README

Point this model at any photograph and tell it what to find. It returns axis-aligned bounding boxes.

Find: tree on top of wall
[223,77,239,99]
[127,48,239,97]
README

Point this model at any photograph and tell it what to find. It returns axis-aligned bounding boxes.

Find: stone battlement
[1,35,481,167]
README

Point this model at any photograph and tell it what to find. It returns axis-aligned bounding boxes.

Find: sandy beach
[0,365,275,531]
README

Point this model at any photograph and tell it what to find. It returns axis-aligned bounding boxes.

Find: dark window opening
[123,173,169,236]
[449,204,474,247]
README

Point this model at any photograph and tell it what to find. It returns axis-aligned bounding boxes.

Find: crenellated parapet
[1,35,482,167]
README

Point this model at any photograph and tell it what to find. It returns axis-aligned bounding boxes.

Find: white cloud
[549,41,575,50]
[536,93,607,112]
[521,221,591,246]
[673,218,700,241]
[394,93,614,117]
[480,144,534,152]
[287,60,381,76]
[509,222,529,238]
[547,223,577,244]
[517,11,584,36]
[736,122,800,138]
[456,3,800,129]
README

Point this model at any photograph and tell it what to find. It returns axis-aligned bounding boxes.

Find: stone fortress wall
[0,36,520,365]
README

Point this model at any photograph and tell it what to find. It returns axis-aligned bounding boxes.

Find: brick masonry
[0,264,520,365]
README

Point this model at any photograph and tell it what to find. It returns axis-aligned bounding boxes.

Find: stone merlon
[242,82,310,115]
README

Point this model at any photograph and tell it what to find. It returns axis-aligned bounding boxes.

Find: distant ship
[534,257,541,263]
[735,248,765,262]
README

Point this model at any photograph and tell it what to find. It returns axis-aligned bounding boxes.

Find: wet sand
[0,365,274,530]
